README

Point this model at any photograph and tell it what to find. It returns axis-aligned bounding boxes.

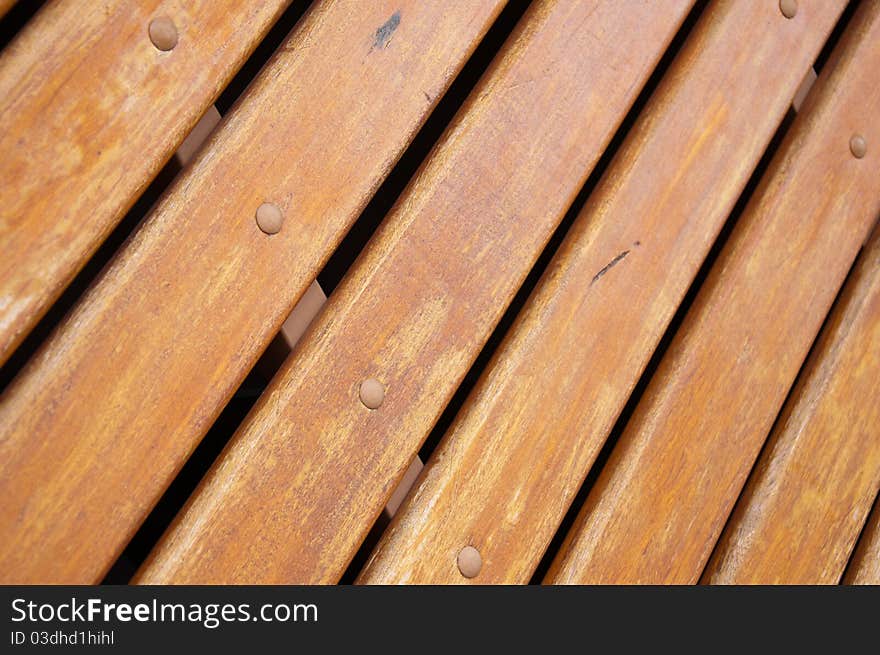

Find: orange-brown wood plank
[545,0,880,584]
[844,495,880,584]
[703,223,880,584]
[357,0,846,585]
[0,0,295,364]
[0,0,505,584]
[135,0,694,585]
[0,0,16,20]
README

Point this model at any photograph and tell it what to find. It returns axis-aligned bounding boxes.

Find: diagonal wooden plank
[545,0,880,584]
[0,0,297,364]
[356,0,846,584]
[135,0,695,585]
[0,0,505,584]
[0,0,16,21]
[703,222,880,584]
[845,493,880,584]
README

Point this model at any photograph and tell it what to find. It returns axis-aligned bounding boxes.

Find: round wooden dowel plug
[359,378,385,409]
[457,546,482,578]
[779,0,797,19]
[850,134,867,159]
[255,202,284,235]
[149,17,179,51]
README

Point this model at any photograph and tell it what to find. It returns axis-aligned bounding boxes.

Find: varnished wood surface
[703,223,880,584]
[845,495,880,584]
[0,0,16,20]
[356,0,846,584]
[546,0,880,584]
[135,0,694,585]
[0,0,504,584]
[0,0,294,365]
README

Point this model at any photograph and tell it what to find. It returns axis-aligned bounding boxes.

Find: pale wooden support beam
[173,105,222,166]
[792,66,817,112]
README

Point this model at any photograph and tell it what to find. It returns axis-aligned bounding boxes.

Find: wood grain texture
[356,0,846,585]
[845,495,880,584]
[0,0,504,584]
[0,0,295,365]
[136,0,694,585]
[703,223,880,584]
[546,0,880,584]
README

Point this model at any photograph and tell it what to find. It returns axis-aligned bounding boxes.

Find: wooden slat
[0,0,16,20]
[0,0,295,364]
[357,0,846,585]
[0,0,505,584]
[845,495,880,584]
[136,0,695,585]
[545,0,880,584]
[702,223,880,584]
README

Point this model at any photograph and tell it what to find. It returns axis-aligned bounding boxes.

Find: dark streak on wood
[373,11,401,51]
[591,249,630,284]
